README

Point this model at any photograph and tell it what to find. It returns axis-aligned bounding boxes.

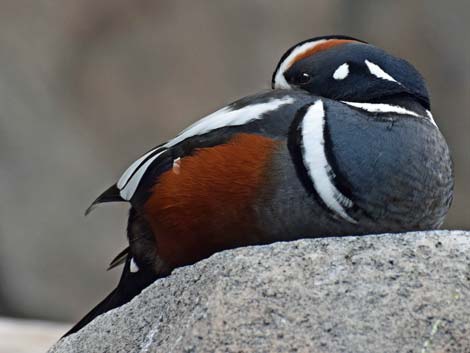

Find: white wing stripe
[118,96,294,200]
[165,97,294,148]
[117,147,162,189]
[119,150,166,200]
[301,100,357,223]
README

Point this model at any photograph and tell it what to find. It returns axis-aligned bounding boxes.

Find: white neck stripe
[426,109,438,127]
[342,101,422,117]
[301,100,357,223]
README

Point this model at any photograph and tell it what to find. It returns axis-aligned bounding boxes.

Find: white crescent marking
[273,39,327,89]
[301,100,357,223]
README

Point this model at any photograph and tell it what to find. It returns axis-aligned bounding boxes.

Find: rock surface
[49,231,470,353]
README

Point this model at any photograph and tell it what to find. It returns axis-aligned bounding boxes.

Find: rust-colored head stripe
[288,39,358,69]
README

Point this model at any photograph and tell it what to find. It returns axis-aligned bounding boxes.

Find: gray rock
[49,231,470,353]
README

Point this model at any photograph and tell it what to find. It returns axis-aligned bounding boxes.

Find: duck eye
[297,72,312,85]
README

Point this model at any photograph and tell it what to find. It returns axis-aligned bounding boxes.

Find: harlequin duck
[65,35,453,336]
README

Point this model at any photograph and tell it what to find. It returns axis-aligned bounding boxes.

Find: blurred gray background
[0,0,468,323]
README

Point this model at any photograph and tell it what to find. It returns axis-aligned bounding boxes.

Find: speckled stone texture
[49,231,470,353]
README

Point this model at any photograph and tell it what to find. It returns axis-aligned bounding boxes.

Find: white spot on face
[273,39,328,89]
[130,258,139,273]
[333,63,349,80]
[365,59,400,84]
[300,100,357,223]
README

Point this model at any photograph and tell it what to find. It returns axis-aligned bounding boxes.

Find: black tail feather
[107,246,130,271]
[85,184,123,216]
[63,256,159,337]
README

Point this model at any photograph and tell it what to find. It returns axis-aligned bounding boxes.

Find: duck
[65,35,453,336]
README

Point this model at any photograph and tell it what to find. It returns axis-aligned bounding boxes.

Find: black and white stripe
[341,101,438,127]
[289,100,357,223]
[117,147,167,201]
[342,101,421,117]
[117,96,294,201]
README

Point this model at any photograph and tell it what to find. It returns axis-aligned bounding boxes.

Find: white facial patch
[117,96,294,201]
[300,100,357,223]
[333,63,349,80]
[273,39,327,89]
[365,59,400,84]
